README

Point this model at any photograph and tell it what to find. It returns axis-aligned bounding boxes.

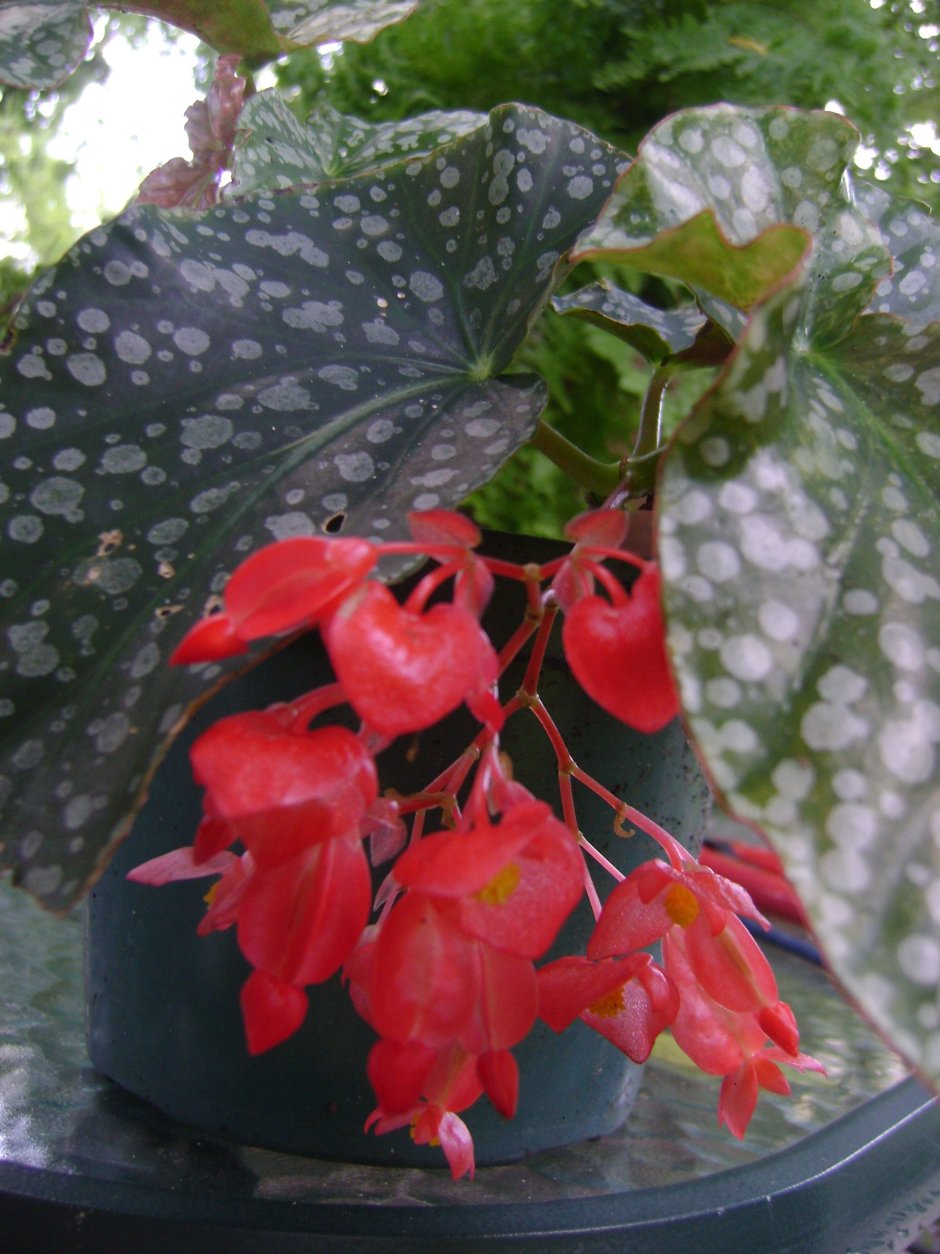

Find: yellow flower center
[409,1114,440,1146]
[203,882,219,908]
[664,882,700,928]
[475,862,521,906]
[588,986,626,1019]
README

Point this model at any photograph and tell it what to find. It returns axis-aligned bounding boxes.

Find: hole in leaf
[322,511,347,535]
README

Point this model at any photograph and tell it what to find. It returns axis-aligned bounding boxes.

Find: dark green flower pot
[85,530,711,1166]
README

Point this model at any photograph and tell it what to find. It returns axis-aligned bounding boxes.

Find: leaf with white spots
[551,281,717,364]
[0,0,419,89]
[269,0,418,45]
[855,180,940,332]
[0,0,91,89]
[0,104,625,911]
[657,247,940,1086]
[574,106,869,315]
[231,95,484,196]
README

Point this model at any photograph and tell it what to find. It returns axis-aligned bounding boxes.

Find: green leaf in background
[0,0,91,89]
[269,0,418,46]
[232,94,484,194]
[589,111,940,1086]
[0,104,624,911]
[0,0,421,88]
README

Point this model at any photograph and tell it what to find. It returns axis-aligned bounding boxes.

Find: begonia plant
[0,0,937,1178]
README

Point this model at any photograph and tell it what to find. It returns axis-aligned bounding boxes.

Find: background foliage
[270,0,939,533]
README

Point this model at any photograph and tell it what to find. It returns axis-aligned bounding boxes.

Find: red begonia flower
[171,535,376,663]
[324,582,499,737]
[239,969,308,1055]
[477,1049,519,1119]
[366,1043,482,1179]
[562,565,680,732]
[189,712,377,865]
[392,801,584,958]
[663,925,825,1137]
[551,508,630,612]
[236,835,371,987]
[589,855,783,1022]
[367,893,480,1047]
[588,855,769,958]
[537,950,678,1063]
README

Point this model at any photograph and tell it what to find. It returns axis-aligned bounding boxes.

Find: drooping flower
[550,507,629,612]
[562,564,679,732]
[663,922,825,1137]
[187,711,378,864]
[366,1042,482,1179]
[588,853,789,1034]
[323,581,499,737]
[391,800,584,958]
[406,508,495,618]
[537,950,678,1062]
[171,534,377,664]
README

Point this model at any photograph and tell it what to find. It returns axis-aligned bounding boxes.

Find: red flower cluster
[348,796,583,1176]
[130,508,822,1177]
[539,828,825,1137]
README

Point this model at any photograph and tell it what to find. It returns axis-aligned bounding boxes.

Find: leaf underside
[0,104,625,911]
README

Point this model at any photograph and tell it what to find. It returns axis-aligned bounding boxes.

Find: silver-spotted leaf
[232,95,484,195]
[551,281,709,364]
[656,232,940,1084]
[0,0,419,88]
[0,0,91,89]
[573,106,868,313]
[270,0,418,45]
[0,104,624,911]
[855,181,940,331]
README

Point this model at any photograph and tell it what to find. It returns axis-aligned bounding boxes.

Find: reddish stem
[403,559,463,612]
[570,765,685,868]
[521,603,559,697]
[284,683,347,729]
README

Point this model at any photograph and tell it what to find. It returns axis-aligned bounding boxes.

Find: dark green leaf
[270,0,419,45]
[577,103,940,1085]
[0,104,624,910]
[0,0,91,89]
[232,95,485,194]
[551,280,707,363]
[0,0,420,88]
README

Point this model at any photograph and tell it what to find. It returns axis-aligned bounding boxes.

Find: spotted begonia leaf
[0,0,418,89]
[637,181,940,1084]
[573,106,865,313]
[855,182,940,331]
[572,105,940,1082]
[231,95,484,196]
[267,0,419,45]
[0,104,624,911]
[551,281,709,364]
[0,0,91,89]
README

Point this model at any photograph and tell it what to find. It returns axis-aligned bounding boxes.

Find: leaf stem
[529,421,621,495]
